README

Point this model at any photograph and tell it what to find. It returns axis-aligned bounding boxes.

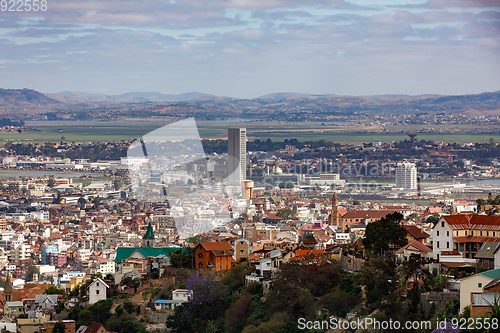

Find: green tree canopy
[51,321,65,333]
[44,286,66,296]
[362,212,408,256]
[277,208,294,219]
[25,265,40,282]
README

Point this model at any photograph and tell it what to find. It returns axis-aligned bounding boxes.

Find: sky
[0,0,499,98]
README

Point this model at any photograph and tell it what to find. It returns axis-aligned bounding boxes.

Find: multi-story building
[12,243,31,263]
[41,245,58,265]
[195,241,234,271]
[228,128,246,184]
[395,161,417,189]
[431,214,500,259]
[47,252,67,268]
[97,259,115,275]
[75,249,91,262]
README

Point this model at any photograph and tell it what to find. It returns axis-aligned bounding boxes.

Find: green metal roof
[115,247,187,263]
[480,268,500,280]
[144,221,154,239]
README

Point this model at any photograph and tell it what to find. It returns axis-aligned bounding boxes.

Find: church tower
[4,274,12,302]
[142,221,155,248]
[328,193,341,228]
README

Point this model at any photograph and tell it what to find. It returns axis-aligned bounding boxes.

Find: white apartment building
[98,259,115,275]
[12,243,31,263]
[395,161,417,190]
[75,249,91,262]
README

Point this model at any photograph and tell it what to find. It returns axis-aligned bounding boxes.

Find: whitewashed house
[85,278,109,305]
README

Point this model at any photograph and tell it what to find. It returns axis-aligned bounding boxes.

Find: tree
[362,212,408,256]
[277,208,294,219]
[186,236,199,244]
[278,181,294,189]
[167,273,230,333]
[51,321,65,333]
[169,248,194,269]
[25,265,40,282]
[78,196,87,209]
[298,288,316,320]
[115,305,124,316]
[121,320,147,333]
[224,293,253,332]
[52,191,62,204]
[87,299,113,324]
[45,286,66,296]
[358,254,403,320]
[123,301,135,314]
[318,290,359,318]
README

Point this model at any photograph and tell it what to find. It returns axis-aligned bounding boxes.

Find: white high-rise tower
[396,161,417,189]
[228,128,246,184]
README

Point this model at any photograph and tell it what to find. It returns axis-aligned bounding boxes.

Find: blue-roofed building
[41,245,58,265]
[154,289,192,311]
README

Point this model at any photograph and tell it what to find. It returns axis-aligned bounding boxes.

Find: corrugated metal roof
[443,215,500,231]
[472,293,500,306]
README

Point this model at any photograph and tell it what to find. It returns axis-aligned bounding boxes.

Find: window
[198,262,203,268]
[198,253,203,259]
[96,290,99,295]
[437,231,440,236]
[240,250,244,255]
[441,222,444,228]
[447,242,449,248]
[97,283,99,287]
[437,242,440,248]
[447,231,449,237]
[478,283,482,288]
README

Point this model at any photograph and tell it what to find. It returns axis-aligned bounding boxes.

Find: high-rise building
[396,161,417,189]
[228,128,246,184]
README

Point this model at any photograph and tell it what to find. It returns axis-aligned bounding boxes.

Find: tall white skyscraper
[228,128,246,184]
[396,161,417,189]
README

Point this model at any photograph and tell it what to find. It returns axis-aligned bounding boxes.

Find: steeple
[328,193,340,228]
[4,274,12,302]
[143,221,155,248]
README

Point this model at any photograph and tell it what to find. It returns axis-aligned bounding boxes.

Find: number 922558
[1,0,47,11]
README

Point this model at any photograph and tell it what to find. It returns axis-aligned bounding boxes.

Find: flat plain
[1,121,499,143]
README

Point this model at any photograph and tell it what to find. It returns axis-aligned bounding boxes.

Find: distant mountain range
[0,88,499,119]
[48,91,211,103]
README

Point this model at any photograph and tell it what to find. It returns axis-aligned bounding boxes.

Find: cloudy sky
[0,0,499,98]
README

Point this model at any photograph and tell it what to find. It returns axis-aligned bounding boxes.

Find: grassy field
[2,121,499,143]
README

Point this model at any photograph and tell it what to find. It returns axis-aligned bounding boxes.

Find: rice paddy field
[0,120,498,144]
